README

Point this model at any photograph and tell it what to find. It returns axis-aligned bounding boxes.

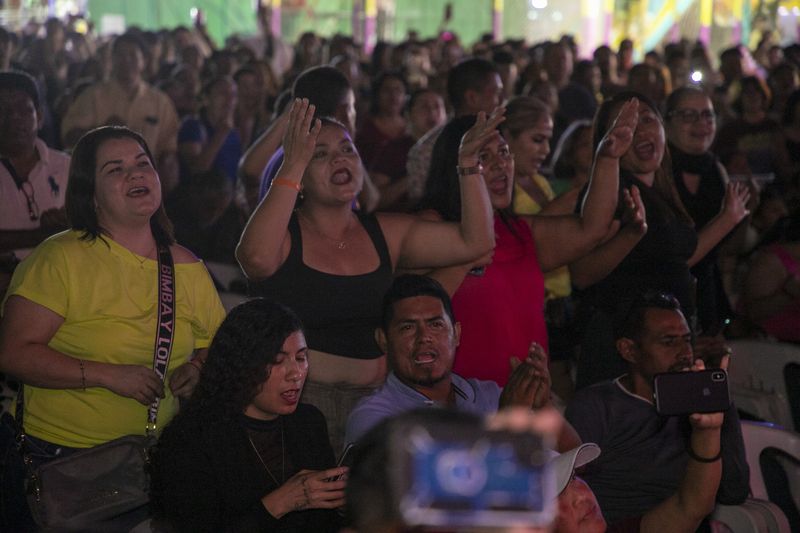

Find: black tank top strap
[358,211,392,271]
[284,213,303,266]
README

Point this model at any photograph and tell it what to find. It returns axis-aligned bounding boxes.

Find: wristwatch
[457,165,483,176]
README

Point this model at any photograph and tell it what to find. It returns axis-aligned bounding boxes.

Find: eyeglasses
[20,180,40,221]
[668,109,715,124]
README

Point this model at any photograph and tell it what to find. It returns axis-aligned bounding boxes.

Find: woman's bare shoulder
[170,244,201,264]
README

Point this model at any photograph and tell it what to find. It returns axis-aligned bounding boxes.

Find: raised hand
[458,106,506,167]
[281,98,322,177]
[720,181,751,226]
[620,185,647,236]
[102,364,164,406]
[597,98,638,159]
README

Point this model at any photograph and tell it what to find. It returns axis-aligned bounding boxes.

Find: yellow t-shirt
[4,230,226,447]
[512,175,572,299]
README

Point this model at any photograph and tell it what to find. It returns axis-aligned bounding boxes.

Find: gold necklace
[127,243,156,268]
[246,419,285,486]
[298,210,354,250]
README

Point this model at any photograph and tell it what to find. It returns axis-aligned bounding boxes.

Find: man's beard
[406,369,450,388]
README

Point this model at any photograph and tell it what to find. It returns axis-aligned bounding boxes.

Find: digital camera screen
[395,427,554,528]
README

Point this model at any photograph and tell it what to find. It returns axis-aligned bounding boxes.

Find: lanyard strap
[1,157,26,189]
[146,244,175,436]
[15,242,176,440]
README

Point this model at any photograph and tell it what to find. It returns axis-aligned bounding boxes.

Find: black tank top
[249,212,393,359]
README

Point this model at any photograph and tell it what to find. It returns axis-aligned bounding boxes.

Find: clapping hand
[596,98,638,159]
[499,342,551,409]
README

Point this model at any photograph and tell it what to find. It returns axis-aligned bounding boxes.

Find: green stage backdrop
[85,0,531,48]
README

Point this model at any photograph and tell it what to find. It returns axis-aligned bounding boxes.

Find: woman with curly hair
[151,298,346,533]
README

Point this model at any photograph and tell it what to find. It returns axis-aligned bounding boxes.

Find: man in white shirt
[0,71,69,293]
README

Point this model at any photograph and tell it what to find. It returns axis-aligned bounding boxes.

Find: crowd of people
[1,7,799,532]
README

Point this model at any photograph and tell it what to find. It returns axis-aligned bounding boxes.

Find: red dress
[452,215,548,386]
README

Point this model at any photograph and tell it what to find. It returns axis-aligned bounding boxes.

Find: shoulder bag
[15,244,176,530]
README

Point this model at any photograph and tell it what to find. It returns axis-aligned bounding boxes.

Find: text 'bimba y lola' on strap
[147,243,177,434]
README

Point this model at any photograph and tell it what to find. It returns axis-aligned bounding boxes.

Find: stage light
[531,0,548,9]
[691,71,703,83]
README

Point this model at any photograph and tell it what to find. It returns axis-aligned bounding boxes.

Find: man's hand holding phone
[686,359,726,429]
[654,357,731,417]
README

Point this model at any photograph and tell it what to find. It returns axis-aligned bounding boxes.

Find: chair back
[728,340,800,431]
[740,420,800,529]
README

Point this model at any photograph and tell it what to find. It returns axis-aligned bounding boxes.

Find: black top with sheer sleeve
[151,403,340,533]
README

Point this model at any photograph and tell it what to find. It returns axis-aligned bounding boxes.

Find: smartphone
[328,443,354,482]
[654,369,731,416]
[389,420,555,528]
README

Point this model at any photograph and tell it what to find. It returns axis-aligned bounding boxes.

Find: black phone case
[653,369,731,416]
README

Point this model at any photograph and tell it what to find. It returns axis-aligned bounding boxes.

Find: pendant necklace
[298,210,354,250]
[126,241,156,269]
[247,418,285,486]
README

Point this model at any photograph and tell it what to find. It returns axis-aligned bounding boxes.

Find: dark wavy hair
[177,298,304,421]
[593,91,693,225]
[65,125,174,246]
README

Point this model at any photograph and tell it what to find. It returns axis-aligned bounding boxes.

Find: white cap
[550,443,601,494]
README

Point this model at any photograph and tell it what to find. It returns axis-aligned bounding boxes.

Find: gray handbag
[16,244,175,530]
[24,433,155,529]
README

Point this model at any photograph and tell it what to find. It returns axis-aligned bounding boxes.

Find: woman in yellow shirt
[0,126,225,530]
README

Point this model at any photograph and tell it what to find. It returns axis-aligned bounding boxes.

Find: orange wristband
[272,178,302,192]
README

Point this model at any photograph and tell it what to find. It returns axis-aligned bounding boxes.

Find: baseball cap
[550,443,601,494]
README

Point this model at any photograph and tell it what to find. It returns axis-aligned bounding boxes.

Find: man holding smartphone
[564,291,749,527]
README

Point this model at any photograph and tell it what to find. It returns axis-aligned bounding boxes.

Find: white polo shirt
[0,138,70,258]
